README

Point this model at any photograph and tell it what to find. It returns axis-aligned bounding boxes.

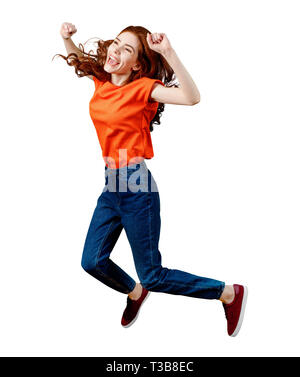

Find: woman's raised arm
[60,22,93,80]
[147,33,201,106]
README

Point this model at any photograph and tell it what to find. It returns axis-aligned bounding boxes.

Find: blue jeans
[81,160,225,300]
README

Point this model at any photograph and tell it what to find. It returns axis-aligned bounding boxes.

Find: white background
[0,0,299,356]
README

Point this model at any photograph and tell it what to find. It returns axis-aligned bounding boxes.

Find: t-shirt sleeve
[143,78,165,105]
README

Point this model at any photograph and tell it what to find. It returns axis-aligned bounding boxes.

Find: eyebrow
[115,37,135,53]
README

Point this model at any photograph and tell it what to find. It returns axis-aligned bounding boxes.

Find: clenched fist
[60,22,77,40]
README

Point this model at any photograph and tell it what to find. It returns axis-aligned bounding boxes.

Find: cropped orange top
[89,76,165,169]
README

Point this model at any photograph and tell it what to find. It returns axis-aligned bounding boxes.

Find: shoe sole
[122,291,151,328]
[230,286,248,337]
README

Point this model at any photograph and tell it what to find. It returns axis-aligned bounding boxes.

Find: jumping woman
[55,22,248,337]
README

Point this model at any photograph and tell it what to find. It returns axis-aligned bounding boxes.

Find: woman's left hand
[146,32,173,56]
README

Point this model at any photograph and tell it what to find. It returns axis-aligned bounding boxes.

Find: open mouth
[107,56,120,67]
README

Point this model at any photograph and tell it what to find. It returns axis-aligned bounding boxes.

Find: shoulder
[91,75,106,90]
[140,76,164,87]
[139,77,165,103]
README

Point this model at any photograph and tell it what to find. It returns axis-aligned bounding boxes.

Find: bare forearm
[62,37,83,58]
[162,49,200,103]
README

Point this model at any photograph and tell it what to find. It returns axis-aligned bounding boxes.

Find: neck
[110,72,131,86]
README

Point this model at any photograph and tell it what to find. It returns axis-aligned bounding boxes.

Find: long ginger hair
[53,25,179,131]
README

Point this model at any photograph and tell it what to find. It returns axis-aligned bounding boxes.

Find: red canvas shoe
[121,287,150,328]
[223,284,248,337]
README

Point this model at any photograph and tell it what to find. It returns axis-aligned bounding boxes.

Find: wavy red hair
[53,25,179,131]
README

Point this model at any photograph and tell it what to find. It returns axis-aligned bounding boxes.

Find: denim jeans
[81,160,225,300]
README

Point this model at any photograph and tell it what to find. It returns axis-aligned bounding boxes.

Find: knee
[140,267,168,291]
[81,252,108,274]
[81,260,92,274]
[140,275,161,291]
[81,255,97,274]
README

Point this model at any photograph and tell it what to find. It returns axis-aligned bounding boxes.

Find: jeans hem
[216,281,226,300]
[127,281,137,294]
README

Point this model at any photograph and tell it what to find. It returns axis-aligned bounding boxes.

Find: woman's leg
[120,169,225,300]
[81,191,136,294]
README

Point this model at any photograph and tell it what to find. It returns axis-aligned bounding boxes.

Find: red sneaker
[223,284,248,337]
[121,287,150,328]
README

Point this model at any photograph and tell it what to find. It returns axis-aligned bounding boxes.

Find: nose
[112,46,121,55]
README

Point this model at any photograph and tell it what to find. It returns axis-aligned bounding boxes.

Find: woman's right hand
[60,22,77,40]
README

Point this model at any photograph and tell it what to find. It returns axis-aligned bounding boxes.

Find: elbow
[189,95,201,106]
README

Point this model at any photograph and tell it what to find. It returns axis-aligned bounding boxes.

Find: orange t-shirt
[89,76,165,169]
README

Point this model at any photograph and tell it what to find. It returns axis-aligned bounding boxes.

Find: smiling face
[104,31,142,76]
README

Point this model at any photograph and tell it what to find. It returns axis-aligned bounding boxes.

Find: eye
[113,41,132,53]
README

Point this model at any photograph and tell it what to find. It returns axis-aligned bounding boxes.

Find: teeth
[109,56,119,63]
